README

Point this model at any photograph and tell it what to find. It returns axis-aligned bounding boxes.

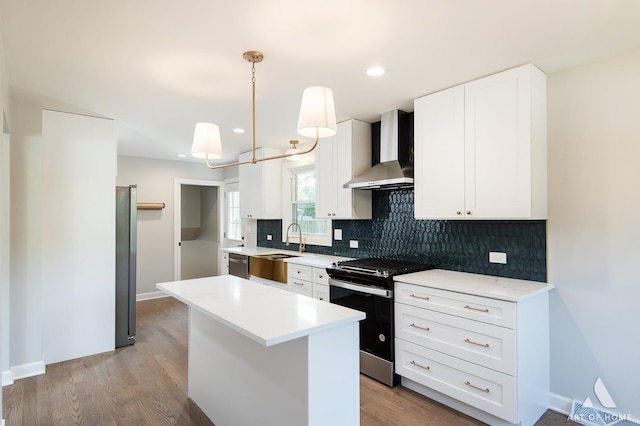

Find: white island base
[158,276,365,426]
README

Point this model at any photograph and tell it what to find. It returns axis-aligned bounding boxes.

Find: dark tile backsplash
[257,189,546,282]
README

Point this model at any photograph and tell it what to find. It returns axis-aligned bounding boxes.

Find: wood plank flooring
[3,296,575,425]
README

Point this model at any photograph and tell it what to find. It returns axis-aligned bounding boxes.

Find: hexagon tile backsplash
[257,189,546,282]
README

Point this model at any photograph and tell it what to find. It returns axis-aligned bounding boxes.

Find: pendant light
[191,51,337,169]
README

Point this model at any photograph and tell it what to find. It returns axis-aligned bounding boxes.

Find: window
[284,165,331,246]
[225,183,242,241]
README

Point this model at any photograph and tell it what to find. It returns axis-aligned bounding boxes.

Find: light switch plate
[334,229,343,240]
[349,240,359,249]
[489,252,507,264]
[266,234,272,241]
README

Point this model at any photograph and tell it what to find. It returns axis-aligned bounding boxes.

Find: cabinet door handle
[319,297,324,301]
[409,294,430,301]
[465,381,490,393]
[464,338,489,348]
[332,213,336,216]
[456,211,462,216]
[466,210,472,215]
[318,274,324,279]
[327,213,331,217]
[410,323,430,332]
[410,360,430,371]
[464,304,489,313]
[292,281,304,286]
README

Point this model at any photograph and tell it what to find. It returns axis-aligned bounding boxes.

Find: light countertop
[222,246,351,268]
[394,269,554,302]
[157,275,365,347]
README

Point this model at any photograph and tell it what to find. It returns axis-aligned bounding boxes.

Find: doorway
[173,178,223,281]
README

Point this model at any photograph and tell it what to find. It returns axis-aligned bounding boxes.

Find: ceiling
[1,0,640,166]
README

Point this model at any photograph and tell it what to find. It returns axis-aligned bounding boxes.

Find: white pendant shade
[191,122,223,159]
[297,87,337,139]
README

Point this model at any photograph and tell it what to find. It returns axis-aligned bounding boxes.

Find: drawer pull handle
[318,274,324,279]
[464,338,489,348]
[409,294,430,301]
[293,281,304,286]
[464,304,489,313]
[410,360,430,371]
[465,381,490,393]
[410,323,431,332]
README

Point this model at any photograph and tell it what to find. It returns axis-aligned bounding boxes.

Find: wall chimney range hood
[343,110,414,190]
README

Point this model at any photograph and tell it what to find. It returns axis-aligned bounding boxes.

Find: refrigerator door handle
[128,185,137,339]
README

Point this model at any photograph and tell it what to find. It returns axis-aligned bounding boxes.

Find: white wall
[547,49,640,418]
[116,156,224,296]
[8,95,44,378]
[0,27,10,421]
[41,110,116,365]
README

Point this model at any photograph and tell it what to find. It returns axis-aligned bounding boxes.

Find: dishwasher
[228,253,249,279]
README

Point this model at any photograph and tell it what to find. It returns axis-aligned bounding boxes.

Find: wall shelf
[137,203,165,210]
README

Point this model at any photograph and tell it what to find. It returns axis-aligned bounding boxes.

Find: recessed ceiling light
[177,154,187,158]
[233,128,245,134]
[366,66,385,77]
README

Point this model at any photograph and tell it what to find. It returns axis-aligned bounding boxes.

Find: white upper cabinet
[414,64,547,220]
[239,147,282,219]
[315,120,372,219]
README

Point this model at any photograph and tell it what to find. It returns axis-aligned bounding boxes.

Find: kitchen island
[157,275,365,426]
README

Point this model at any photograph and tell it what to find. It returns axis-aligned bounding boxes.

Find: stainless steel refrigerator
[115,185,137,347]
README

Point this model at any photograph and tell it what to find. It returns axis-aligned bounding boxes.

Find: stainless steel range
[326,258,432,387]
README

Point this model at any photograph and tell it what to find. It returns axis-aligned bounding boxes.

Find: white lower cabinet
[219,251,229,276]
[287,262,330,301]
[394,272,551,426]
[396,339,517,422]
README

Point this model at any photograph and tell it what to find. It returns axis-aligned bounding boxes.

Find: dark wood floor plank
[3,296,574,425]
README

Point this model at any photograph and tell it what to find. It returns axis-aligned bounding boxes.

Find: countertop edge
[394,269,554,302]
[222,246,352,268]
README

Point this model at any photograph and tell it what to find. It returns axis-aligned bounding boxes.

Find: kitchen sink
[252,253,301,261]
[249,253,300,283]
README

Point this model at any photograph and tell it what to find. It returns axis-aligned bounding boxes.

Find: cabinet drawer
[396,339,516,423]
[313,268,329,285]
[313,283,329,302]
[395,303,516,375]
[288,264,312,281]
[395,282,516,328]
[288,277,312,297]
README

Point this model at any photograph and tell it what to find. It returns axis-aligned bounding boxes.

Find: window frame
[281,159,332,247]
[224,182,243,243]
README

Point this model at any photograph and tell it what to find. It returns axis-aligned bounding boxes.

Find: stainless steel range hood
[343,110,413,190]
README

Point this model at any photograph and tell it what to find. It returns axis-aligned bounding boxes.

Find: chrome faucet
[285,222,305,253]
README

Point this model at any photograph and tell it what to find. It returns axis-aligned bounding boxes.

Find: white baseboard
[10,361,45,381]
[2,418,5,426]
[549,392,573,415]
[136,291,169,301]
[2,369,13,386]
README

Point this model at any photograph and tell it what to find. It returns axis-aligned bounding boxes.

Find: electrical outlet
[349,240,359,249]
[266,234,272,241]
[489,252,507,264]
[334,229,343,240]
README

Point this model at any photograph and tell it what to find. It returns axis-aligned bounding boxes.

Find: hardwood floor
[3,297,574,425]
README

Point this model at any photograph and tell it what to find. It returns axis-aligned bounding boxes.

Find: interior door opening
[174,179,223,281]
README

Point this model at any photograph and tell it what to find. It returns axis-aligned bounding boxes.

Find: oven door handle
[329,279,392,298]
